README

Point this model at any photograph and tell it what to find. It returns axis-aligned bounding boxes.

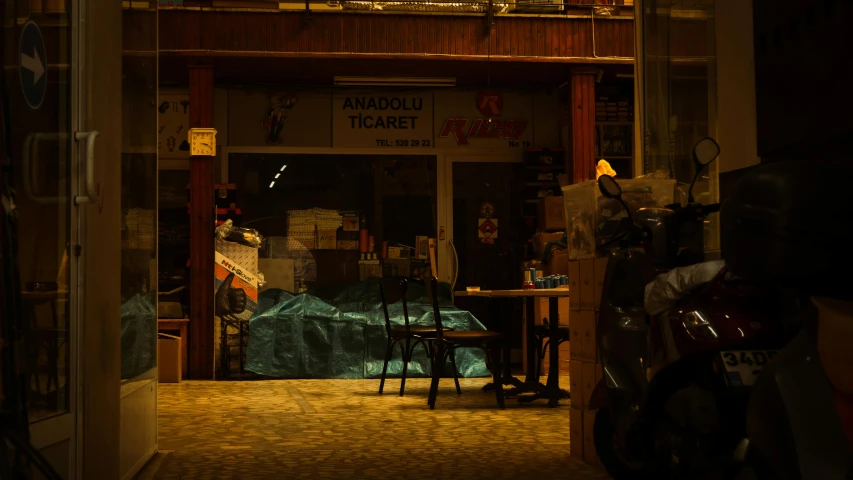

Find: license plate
[719,350,778,387]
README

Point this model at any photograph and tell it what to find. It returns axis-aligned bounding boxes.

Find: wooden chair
[378,277,458,396]
[422,275,505,410]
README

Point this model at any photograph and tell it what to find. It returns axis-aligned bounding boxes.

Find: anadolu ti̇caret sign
[332,94,434,148]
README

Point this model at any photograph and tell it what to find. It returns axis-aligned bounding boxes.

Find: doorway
[442,156,524,358]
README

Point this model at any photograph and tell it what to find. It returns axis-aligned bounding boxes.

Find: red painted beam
[570,67,596,183]
[188,65,215,379]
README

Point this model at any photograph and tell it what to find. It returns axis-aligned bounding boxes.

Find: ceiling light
[334,76,456,87]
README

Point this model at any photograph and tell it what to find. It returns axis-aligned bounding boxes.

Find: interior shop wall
[715,0,759,174]
[219,88,562,150]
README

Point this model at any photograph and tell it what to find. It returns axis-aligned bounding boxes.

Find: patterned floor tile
[153,376,609,479]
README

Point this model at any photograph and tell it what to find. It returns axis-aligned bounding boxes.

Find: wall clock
[188,128,217,156]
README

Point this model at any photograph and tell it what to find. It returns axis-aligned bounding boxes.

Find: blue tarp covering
[245,279,491,379]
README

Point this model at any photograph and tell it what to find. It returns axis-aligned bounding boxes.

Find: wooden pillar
[188,65,215,379]
[570,68,598,183]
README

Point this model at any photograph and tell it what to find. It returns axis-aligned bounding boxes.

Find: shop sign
[476,90,503,117]
[332,93,434,148]
[438,118,530,146]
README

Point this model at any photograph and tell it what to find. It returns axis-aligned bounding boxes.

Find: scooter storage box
[562,178,676,259]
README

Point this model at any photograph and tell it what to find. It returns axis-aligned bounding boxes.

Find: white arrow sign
[21,48,45,84]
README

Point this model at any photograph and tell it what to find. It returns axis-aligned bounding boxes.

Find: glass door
[3,0,80,477]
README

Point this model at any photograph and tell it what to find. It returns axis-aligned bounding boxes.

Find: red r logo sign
[476,91,503,117]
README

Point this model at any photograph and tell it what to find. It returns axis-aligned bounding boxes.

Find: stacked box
[568,256,609,468]
[595,97,634,123]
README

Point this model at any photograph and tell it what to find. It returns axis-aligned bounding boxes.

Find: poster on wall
[332,93,434,148]
[433,90,534,150]
[158,93,190,159]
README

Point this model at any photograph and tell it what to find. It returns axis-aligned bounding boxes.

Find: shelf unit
[595,84,635,178]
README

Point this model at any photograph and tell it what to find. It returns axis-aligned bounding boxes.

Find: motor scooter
[586,138,788,478]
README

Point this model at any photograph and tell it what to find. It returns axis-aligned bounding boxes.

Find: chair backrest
[378,277,409,333]
[422,274,445,340]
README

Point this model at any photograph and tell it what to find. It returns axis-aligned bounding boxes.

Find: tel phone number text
[375,139,432,147]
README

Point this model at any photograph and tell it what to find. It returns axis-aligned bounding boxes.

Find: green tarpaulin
[245,279,490,379]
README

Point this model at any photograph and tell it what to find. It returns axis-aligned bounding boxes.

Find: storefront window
[228,153,438,292]
[120,6,158,381]
[639,0,719,250]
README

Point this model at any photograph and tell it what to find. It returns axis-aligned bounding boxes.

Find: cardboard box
[342,215,360,232]
[315,229,338,250]
[570,360,585,409]
[582,361,604,407]
[258,258,295,293]
[538,196,566,232]
[578,310,597,362]
[359,260,382,281]
[570,408,585,459]
[579,258,596,310]
[583,409,600,466]
[541,342,571,376]
[387,246,410,259]
[551,248,569,276]
[568,261,581,311]
[593,256,609,311]
[158,333,182,383]
[533,297,570,326]
[533,232,565,261]
[337,239,359,250]
[415,236,429,259]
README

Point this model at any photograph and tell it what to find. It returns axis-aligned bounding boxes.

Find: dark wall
[752,0,853,162]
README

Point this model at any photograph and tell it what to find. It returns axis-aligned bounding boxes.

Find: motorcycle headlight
[682,310,719,342]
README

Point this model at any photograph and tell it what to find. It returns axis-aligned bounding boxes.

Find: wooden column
[570,68,598,183]
[188,66,215,379]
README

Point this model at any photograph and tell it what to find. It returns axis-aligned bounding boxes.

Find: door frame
[438,154,522,289]
[22,0,85,474]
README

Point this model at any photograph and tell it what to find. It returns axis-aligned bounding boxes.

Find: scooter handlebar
[663,202,721,216]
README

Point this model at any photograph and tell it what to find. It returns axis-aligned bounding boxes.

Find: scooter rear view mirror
[693,137,720,167]
[599,174,633,220]
[598,174,622,199]
[687,138,721,203]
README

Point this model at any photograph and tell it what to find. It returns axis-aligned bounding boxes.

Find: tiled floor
[151,376,609,479]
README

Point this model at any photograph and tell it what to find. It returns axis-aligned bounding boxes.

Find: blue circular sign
[19,21,47,110]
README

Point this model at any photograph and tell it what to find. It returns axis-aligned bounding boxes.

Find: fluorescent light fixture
[334,76,456,87]
[270,164,288,188]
